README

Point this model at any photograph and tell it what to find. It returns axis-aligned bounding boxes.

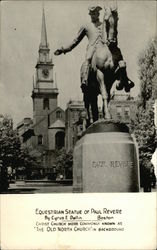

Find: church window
[55,131,65,150]
[124,107,130,117]
[72,111,75,118]
[56,110,62,119]
[43,98,49,110]
[33,99,35,111]
[99,112,103,119]
[116,106,122,115]
[38,135,43,145]
[48,114,50,127]
[116,106,122,118]
[80,125,83,131]
[72,137,75,146]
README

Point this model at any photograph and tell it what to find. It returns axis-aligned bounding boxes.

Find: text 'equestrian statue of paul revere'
[54,4,134,125]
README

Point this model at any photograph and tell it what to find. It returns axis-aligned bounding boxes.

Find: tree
[24,149,43,179]
[55,149,73,179]
[0,116,20,167]
[130,101,156,164]
[138,37,157,107]
[130,37,157,188]
[17,147,43,179]
[0,115,20,191]
[0,115,43,191]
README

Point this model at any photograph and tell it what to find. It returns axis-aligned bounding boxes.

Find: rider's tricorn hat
[88,5,102,14]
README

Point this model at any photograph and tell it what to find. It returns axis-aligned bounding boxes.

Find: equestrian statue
[54,4,134,126]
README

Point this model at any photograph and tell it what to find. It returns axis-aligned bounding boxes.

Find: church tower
[32,8,58,125]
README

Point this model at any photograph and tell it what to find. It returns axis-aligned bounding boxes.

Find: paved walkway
[7,181,73,194]
[1,181,156,194]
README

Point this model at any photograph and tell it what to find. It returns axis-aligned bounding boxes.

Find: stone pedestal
[73,120,140,192]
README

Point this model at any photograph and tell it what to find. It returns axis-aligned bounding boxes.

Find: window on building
[99,112,103,119]
[72,137,75,146]
[55,131,65,150]
[56,110,62,119]
[48,114,50,127]
[43,98,49,110]
[124,107,130,117]
[72,111,75,119]
[72,111,79,122]
[80,125,83,131]
[116,106,122,116]
[38,135,43,145]
[33,100,35,111]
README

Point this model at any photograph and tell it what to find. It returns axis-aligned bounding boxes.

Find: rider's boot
[117,60,135,92]
[124,79,135,92]
[120,70,135,92]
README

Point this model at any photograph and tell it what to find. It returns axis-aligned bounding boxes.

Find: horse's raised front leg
[96,69,111,120]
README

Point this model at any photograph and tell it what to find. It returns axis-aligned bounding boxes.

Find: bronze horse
[82,7,125,126]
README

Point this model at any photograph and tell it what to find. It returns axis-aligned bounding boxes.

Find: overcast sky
[0,0,156,127]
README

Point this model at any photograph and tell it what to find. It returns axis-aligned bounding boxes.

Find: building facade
[71,94,138,142]
[109,94,138,123]
[65,100,85,152]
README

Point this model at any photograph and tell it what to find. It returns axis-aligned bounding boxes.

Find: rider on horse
[54,5,134,93]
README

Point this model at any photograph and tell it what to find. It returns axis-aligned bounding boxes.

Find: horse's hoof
[116,82,123,91]
[105,114,111,120]
[81,83,88,93]
[124,80,135,92]
[124,86,130,92]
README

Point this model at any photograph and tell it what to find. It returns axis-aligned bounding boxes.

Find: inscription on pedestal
[92,161,134,168]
